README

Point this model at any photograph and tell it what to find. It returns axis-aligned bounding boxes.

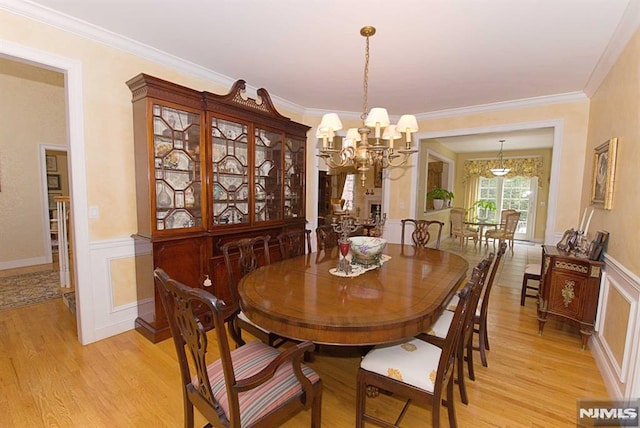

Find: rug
[0,270,62,311]
[63,291,76,315]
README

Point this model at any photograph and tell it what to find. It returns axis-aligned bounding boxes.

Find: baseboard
[0,256,51,270]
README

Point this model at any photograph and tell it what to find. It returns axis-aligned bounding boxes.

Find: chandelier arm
[384,153,410,168]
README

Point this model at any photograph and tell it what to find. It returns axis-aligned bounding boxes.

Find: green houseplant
[472,199,497,220]
[426,187,454,210]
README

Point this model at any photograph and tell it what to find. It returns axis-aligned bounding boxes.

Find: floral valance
[463,157,543,181]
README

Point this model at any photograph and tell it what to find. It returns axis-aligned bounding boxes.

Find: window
[476,176,537,240]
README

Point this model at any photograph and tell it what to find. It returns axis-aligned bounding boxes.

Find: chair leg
[478,325,489,367]
[483,318,490,351]
[520,274,528,306]
[311,384,322,428]
[446,374,458,428]
[355,372,365,428]
[185,401,194,428]
[466,336,476,381]
[457,347,469,405]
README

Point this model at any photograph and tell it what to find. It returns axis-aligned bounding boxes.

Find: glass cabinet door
[284,137,305,218]
[211,117,249,225]
[254,128,283,223]
[153,105,202,231]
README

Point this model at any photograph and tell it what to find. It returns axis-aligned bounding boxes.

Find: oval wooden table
[238,244,469,346]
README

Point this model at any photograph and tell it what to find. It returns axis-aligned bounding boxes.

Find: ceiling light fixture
[490,139,510,176]
[316,26,418,187]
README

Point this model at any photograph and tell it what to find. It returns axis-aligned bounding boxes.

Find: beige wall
[584,27,640,275]
[0,58,66,263]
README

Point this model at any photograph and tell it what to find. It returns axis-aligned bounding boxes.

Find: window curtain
[463,157,543,181]
[464,176,480,212]
[463,157,543,215]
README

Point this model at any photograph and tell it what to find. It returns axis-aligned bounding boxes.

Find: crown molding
[584,0,640,97]
[414,92,588,121]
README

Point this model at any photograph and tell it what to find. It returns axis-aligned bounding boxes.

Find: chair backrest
[221,235,271,305]
[464,255,494,338]
[503,211,521,235]
[316,224,338,251]
[277,229,312,259]
[450,208,466,234]
[429,265,487,389]
[401,219,444,249]
[478,241,507,320]
[498,209,517,225]
[154,268,238,425]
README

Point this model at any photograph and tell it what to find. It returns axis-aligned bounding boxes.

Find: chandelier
[316,26,418,187]
[490,139,510,176]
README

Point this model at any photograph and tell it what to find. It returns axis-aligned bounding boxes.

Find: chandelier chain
[362,34,370,121]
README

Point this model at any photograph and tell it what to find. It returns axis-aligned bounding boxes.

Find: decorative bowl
[349,236,387,266]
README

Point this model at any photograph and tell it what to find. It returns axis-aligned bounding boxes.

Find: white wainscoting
[85,237,141,342]
[591,254,640,399]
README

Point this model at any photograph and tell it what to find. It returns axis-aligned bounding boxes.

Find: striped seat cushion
[361,338,442,392]
[193,341,319,426]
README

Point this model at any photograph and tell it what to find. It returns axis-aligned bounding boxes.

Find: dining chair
[355,268,483,428]
[221,235,285,347]
[450,208,478,248]
[472,241,507,368]
[154,268,323,428]
[277,229,312,259]
[315,224,338,251]
[400,219,445,249]
[485,211,521,251]
[521,262,541,306]
[422,256,493,405]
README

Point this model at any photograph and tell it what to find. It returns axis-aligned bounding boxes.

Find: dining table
[237,243,469,346]
[464,220,500,244]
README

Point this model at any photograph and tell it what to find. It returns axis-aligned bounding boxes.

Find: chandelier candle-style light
[317,26,418,186]
[490,139,511,176]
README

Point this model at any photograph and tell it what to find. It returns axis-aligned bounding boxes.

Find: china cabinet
[128,74,309,342]
[537,245,604,349]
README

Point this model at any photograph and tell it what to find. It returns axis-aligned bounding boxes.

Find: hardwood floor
[0,239,608,427]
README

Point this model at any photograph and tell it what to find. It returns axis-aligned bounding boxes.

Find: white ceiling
[5,0,639,151]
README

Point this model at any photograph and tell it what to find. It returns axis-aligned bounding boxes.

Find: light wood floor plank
[0,240,608,427]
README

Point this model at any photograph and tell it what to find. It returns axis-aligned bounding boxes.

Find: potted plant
[472,199,497,220]
[426,187,454,210]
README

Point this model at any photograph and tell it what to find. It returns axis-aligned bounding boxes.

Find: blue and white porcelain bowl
[349,236,387,266]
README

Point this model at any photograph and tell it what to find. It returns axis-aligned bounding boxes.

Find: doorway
[1,42,89,343]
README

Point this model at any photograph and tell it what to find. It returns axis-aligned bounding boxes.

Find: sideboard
[537,245,604,349]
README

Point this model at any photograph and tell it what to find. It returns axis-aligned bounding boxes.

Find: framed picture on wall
[47,174,61,190]
[46,155,57,172]
[590,138,618,210]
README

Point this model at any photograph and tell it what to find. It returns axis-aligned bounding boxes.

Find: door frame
[2,40,93,344]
